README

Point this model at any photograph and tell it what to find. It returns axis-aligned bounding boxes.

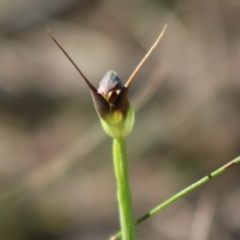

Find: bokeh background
[0,0,240,240]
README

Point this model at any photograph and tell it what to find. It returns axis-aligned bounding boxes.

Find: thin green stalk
[111,155,240,240]
[113,138,136,240]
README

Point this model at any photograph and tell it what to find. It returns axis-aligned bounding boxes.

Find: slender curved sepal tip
[125,24,167,89]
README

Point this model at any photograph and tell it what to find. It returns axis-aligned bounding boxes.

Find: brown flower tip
[98,71,124,103]
[95,71,129,119]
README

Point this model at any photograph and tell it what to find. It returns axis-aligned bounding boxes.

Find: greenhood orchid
[47,26,166,139]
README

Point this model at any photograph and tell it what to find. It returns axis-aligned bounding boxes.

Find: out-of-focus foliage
[0,0,239,239]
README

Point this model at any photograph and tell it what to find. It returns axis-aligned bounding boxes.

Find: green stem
[113,138,136,240]
[111,155,240,240]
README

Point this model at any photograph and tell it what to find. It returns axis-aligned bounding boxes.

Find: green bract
[99,102,134,138]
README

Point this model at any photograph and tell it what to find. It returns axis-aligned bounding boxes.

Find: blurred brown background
[0,0,240,240]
